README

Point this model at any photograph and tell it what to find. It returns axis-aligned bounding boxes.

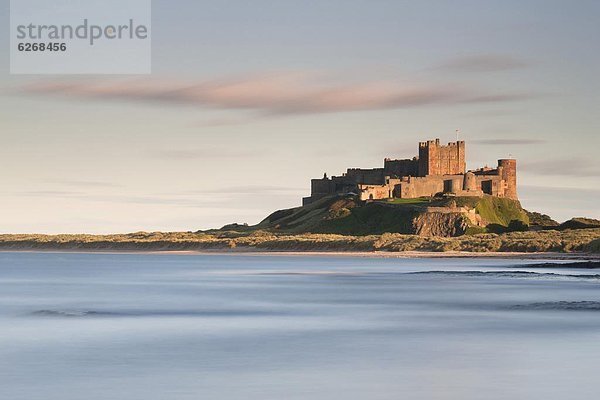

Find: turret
[463,171,477,191]
[498,159,517,200]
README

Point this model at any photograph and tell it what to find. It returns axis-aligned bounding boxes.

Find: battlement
[418,139,465,147]
[419,139,440,148]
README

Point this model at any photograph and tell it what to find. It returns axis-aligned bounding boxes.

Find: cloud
[519,185,600,221]
[17,190,84,197]
[521,158,599,177]
[9,190,238,208]
[154,148,257,160]
[184,185,304,195]
[54,180,122,188]
[17,72,534,115]
[521,185,600,196]
[10,185,303,209]
[439,54,530,72]
[472,139,546,145]
[374,141,416,158]
[193,116,263,127]
[462,93,536,103]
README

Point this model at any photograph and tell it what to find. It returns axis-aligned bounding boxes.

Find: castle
[303,138,517,205]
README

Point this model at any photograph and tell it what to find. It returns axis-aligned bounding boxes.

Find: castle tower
[498,159,517,200]
[418,138,466,176]
[463,171,477,191]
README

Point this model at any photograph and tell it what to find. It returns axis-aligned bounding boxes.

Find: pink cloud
[18,72,532,115]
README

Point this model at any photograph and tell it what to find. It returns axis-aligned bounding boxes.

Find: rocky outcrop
[412,212,470,237]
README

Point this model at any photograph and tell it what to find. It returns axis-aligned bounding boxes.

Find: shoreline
[0,248,598,260]
[1,228,598,259]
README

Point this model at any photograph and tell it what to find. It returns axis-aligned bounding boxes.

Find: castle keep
[303,138,517,205]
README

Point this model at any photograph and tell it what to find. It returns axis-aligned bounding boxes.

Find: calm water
[1,252,600,400]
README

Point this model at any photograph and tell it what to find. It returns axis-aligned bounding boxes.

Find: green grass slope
[257,196,419,235]
[257,195,530,236]
[2,228,600,253]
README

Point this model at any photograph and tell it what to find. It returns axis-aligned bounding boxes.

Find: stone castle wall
[384,158,419,177]
[303,138,518,205]
[345,168,385,185]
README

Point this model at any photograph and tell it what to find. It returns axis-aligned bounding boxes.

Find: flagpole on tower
[455,129,460,142]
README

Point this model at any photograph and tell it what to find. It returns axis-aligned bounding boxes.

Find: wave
[510,301,600,311]
[250,270,600,281]
[29,309,282,318]
[31,310,116,317]
[406,271,600,280]
[510,261,600,269]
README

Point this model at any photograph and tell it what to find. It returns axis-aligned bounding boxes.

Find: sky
[0,0,599,233]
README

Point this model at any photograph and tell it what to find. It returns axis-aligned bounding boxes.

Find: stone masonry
[303,138,517,205]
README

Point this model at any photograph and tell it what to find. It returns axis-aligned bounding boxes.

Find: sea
[1,252,599,400]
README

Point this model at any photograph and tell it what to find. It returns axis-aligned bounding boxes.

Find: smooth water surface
[1,252,599,400]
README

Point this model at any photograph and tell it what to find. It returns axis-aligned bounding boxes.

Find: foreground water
[1,252,600,400]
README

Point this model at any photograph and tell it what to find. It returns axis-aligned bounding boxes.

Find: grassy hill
[526,211,559,229]
[1,228,598,254]
[256,196,417,235]
[255,195,529,237]
[559,218,600,231]
[0,198,597,253]
[1,194,598,253]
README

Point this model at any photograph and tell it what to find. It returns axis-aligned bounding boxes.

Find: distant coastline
[1,228,598,257]
[0,249,598,262]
